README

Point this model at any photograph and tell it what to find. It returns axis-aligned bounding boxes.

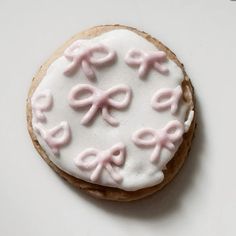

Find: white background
[0,0,236,235]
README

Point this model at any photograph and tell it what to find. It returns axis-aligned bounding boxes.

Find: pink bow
[31,90,53,122]
[132,120,184,163]
[74,143,125,182]
[64,41,116,79]
[68,84,132,126]
[34,121,71,155]
[125,49,169,78]
[151,85,182,114]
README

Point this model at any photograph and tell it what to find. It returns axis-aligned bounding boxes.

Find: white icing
[31,29,193,191]
[184,110,194,132]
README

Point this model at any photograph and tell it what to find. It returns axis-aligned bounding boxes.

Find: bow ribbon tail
[81,60,96,80]
[102,106,119,126]
[138,62,149,78]
[164,140,176,152]
[81,104,99,125]
[90,163,103,182]
[150,144,161,163]
[170,103,178,115]
[105,163,123,182]
[64,59,79,76]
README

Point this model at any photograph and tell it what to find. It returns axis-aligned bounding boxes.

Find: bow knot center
[157,131,169,145]
[93,91,109,107]
[98,150,112,165]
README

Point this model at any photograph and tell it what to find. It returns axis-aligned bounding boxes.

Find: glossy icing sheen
[31,29,193,191]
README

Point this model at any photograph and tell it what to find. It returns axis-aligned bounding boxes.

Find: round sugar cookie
[27,25,196,201]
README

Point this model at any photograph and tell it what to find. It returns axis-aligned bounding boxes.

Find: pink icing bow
[151,85,182,114]
[132,120,184,163]
[125,49,169,78]
[31,90,53,122]
[34,121,71,155]
[74,143,125,182]
[68,84,132,126]
[64,41,116,79]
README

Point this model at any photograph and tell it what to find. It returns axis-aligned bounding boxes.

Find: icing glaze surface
[31,29,193,191]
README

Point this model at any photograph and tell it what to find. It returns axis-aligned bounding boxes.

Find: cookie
[27,25,196,201]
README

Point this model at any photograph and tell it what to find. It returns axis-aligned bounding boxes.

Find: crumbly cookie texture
[27,25,196,201]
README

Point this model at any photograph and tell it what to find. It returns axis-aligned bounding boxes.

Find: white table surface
[1,0,236,235]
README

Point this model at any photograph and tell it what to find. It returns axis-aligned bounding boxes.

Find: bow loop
[163,120,184,142]
[64,40,85,59]
[132,128,157,147]
[109,143,126,166]
[151,86,182,114]
[125,49,144,65]
[81,60,95,79]
[87,44,116,66]
[74,148,99,170]
[68,84,95,108]
[106,85,132,109]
